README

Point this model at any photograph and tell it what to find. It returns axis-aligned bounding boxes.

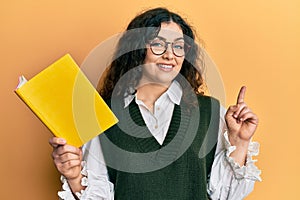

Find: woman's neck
[136,83,170,113]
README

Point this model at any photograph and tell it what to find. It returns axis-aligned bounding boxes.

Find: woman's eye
[152,42,164,47]
[173,44,184,49]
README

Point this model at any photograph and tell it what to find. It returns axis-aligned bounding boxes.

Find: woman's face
[140,22,185,87]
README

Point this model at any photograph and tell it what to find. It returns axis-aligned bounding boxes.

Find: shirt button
[157,107,160,111]
[154,125,158,129]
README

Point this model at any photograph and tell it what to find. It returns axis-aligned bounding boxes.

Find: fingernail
[59,138,66,144]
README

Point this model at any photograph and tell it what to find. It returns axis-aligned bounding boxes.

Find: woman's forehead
[157,22,183,41]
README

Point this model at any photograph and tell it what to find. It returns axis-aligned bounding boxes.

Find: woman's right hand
[49,137,83,181]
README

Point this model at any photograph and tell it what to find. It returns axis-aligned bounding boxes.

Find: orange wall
[1,0,300,199]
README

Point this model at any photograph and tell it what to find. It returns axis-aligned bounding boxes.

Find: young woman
[50,7,261,200]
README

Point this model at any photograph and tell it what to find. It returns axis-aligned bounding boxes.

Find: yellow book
[15,54,118,147]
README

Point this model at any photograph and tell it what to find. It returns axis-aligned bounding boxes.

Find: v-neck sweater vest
[100,95,220,200]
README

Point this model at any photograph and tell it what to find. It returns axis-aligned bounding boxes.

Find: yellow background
[1,0,299,199]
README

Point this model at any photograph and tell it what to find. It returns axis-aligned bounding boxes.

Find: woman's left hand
[225,86,259,145]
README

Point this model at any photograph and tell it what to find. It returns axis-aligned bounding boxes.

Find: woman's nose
[162,44,174,59]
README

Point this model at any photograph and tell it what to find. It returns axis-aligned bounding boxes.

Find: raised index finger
[236,86,246,104]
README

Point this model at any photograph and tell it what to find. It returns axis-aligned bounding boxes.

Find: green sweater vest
[100,95,220,200]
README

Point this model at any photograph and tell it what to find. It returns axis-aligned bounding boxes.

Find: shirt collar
[123,80,183,108]
[166,80,182,105]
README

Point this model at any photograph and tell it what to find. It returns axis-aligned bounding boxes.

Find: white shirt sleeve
[58,136,114,200]
[207,106,262,200]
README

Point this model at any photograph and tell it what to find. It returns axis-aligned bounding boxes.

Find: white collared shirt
[124,81,182,145]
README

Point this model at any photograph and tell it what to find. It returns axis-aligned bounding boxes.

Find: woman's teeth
[159,64,173,69]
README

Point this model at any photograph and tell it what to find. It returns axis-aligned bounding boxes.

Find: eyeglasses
[149,38,190,57]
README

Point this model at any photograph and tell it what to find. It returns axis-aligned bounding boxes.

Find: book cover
[15,54,118,147]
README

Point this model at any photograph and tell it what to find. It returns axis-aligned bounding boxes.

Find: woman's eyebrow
[156,36,184,42]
